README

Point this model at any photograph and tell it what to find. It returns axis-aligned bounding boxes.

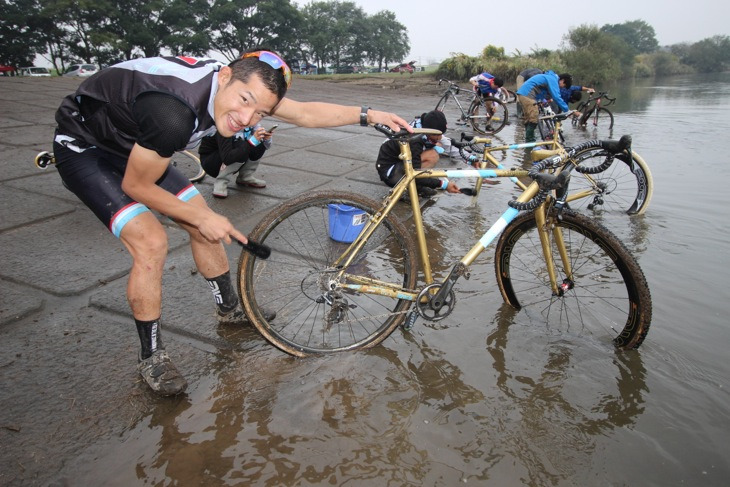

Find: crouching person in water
[52,50,410,396]
[375,110,461,198]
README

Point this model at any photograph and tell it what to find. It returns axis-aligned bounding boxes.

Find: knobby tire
[495,208,652,349]
[238,190,418,357]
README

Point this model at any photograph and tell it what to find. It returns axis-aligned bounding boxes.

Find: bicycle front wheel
[568,147,653,215]
[495,209,652,349]
[170,150,205,183]
[468,96,508,134]
[237,190,418,357]
[592,107,615,129]
[435,93,450,112]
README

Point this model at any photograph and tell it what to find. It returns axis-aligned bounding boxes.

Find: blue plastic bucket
[328,204,367,243]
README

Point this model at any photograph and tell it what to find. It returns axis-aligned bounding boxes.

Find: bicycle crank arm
[432,263,470,308]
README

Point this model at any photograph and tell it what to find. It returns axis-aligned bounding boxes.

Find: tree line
[437,20,730,86]
[0,0,410,73]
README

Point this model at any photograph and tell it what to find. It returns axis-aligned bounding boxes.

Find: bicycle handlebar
[508,135,632,211]
[438,79,461,94]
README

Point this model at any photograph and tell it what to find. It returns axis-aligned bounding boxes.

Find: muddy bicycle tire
[495,208,652,349]
[435,93,450,112]
[170,150,206,183]
[237,190,418,357]
[468,96,508,134]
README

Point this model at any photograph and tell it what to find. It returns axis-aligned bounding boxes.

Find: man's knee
[420,149,439,168]
[121,217,169,259]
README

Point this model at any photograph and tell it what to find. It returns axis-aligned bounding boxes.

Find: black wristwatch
[360,106,370,126]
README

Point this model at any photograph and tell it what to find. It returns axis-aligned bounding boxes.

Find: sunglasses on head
[241,51,292,88]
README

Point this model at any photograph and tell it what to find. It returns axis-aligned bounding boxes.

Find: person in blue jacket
[516,70,575,142]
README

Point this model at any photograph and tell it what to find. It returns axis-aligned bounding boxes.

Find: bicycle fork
[535,202,574,296]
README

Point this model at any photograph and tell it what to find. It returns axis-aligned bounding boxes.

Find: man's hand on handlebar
[368,109,413,133]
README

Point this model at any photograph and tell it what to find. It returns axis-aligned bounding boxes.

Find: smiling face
[213,66,280,137]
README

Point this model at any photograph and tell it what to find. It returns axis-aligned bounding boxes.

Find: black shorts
[53,141,200,237]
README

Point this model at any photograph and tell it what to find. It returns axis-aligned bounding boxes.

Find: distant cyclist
[516,70,575,142]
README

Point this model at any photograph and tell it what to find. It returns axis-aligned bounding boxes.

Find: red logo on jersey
[176,56,200,65]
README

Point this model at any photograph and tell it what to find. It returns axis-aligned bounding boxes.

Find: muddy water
[67,73,730,485]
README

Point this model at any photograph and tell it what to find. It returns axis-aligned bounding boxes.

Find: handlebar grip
[237,239,271,260]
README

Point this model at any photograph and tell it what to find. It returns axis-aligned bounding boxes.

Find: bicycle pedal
[402,311,418,330]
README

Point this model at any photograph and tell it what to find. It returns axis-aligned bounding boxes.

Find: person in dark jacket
[376,110,460,197]
[199,124,272,198]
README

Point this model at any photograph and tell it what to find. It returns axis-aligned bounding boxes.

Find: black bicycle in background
[573,91,616,130]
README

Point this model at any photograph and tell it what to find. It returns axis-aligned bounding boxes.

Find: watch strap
[360,106,370,126]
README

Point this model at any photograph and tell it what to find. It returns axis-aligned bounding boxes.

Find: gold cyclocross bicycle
[455,111,653,215]
[236,125,652,357]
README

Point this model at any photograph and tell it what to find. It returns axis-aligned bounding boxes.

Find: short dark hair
[420,110,447,133]
[492,76,504,87]
[227,49,288,101]
[558,73,573,88]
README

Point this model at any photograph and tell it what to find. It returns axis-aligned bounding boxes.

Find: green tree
[684,35,730,72]
[601,19,659,54]
[300,1,366,68]
[0,0,49,67]
[480,44,506,61]
[363,10,408,71]
[207,0,302,62]
[562,24,634,84]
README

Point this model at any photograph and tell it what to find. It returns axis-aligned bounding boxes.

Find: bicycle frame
[464,114,638,209]
[330,132,570,301]
[436,82,476,121]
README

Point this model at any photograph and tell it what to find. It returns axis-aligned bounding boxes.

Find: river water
[68,73,730,485]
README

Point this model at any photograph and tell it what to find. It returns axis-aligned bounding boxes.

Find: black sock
[206,271,238,314]
[136,318,163,360]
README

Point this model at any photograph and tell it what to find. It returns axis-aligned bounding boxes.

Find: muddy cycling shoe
[216,304,276,325]
[137,349,188,396]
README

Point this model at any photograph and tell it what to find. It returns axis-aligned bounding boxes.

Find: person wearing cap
[51,49,411,396]
[516,71,576,142]
[199,123,273,199]
[376,110,461,198]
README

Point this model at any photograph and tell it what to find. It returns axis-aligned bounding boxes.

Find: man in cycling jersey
[376,110,460,197]
[53,50,410,396]
[516,70,575,142]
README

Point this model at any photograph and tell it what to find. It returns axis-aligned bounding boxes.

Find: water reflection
[485,303,648,482]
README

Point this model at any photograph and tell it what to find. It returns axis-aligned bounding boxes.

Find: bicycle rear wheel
[495,208,652,349]
[468,96,508,134]
[568,147,653,215]
[237,190,418,357]
[170,150,205,183]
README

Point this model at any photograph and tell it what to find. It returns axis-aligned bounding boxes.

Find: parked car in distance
[18,66,51,77]
[335,65,355,74]
[390,62,415,73]
[63,64,98,77]
[0,64,16,76]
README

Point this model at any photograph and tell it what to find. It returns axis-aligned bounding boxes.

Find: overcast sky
[348,0,729,64]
